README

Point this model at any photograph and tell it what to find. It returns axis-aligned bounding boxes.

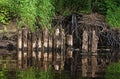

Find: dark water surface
[0,49,120,79]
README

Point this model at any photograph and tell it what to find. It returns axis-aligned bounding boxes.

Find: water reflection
[0,49,120,79]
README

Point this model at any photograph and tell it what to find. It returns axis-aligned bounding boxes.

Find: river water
[0,49,120,79]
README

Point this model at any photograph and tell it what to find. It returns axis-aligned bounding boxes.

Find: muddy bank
[0,32,17,50]
[0,21,17,50]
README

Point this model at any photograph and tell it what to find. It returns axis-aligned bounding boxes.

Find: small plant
[18,67,36,79]
[18,66,54,79]
[105,62,120,79]
[39,66,54,79]
[0,62,9,79]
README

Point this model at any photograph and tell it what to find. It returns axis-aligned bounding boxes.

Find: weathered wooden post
[60,29,65,71]
[82,30,88,52]
[37,31,42,67]
[27,31,32,67]
[18,30,23,69]
[48,34,52,64]
[88,30,92,52]
[53,28,61,71]
[82,30,88,77]
[18,30,23,50]
[32,32,37,66]
[91,30,98,53]
[43,29,48,71]
[22,29,28,68]
[91,30,98,77]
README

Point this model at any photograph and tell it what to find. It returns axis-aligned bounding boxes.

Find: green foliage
[52,0,107,15]
[91,0,107,15]
[0,0,18,24]
[105,62,120,79]
[0,0,11,24]
[16,0,37,31]
[53,0,89,15]
[0,0,120,29]
[0,7,9,24]
[0,0,54,31]
[18,67,54,79]
[106,62,120,73]
[0,60,9,79]
[18,67,36,79]
[105,0,120,28]
[39,67,54,79]
[36,0,54,29]
[16,0,54,31]
[0,62,9,79]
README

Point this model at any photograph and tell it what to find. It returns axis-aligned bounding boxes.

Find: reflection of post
[23,29,28,68]
[43,29,48,71]
[82,30,88,77]
[18,51,22,68]
[18,30,22,69]
[23,51,27,68]
[66,34,73,72]
[81,57,88,77]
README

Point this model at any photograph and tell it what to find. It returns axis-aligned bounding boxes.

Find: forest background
[0,0,120,31]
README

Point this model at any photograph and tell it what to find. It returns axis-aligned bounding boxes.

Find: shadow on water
[0,48,120,79]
